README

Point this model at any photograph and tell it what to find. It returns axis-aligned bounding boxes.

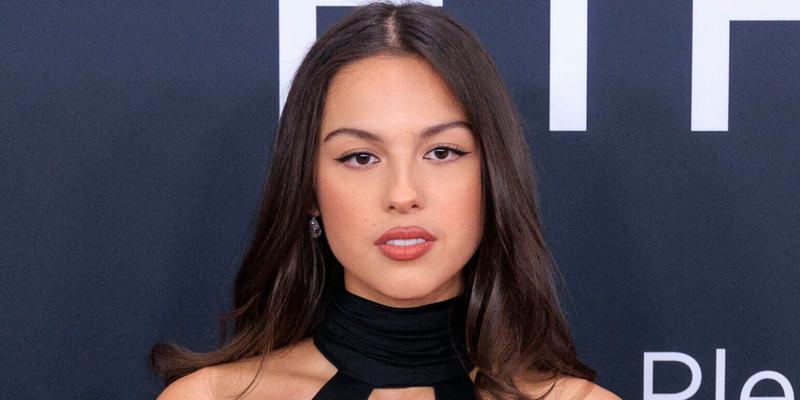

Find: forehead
[321,54,467,139]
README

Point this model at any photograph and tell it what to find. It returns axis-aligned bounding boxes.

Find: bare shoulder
[181,338,336,400]
[155,367,213,400]
[514,374,621,400]
[554,377,621,400]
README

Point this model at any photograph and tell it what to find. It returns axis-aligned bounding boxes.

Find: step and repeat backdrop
[2,1,798,399]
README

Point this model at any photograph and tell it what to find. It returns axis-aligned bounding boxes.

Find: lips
[374,226,437,261]
[374,226,437,245]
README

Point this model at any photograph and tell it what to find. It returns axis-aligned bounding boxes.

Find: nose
[384,161,422,213]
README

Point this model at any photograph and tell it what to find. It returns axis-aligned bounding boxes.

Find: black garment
[311,284,476,400]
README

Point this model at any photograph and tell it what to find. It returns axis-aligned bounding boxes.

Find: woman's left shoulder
[545,376,622,400]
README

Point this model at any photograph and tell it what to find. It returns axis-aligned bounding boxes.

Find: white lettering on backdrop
[644,349,795,400]
[692,0,800,131]
[279,2,800,129]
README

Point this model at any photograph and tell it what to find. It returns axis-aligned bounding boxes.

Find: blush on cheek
[317,175,375,254]
[441,175,481,217]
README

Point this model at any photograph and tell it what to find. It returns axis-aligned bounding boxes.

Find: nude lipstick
[374,226,436,261]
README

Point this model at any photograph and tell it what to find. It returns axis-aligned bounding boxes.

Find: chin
[370,271,461,304]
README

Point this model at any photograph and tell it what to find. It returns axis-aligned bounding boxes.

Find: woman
[152,1,620,399]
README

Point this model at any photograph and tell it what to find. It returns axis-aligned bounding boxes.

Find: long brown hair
[150,1,596,399]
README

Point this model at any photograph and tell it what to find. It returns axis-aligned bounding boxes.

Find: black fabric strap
[313,371,373,399]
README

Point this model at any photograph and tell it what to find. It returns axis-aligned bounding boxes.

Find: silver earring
[309,210,322,238]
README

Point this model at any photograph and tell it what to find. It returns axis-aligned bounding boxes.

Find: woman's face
[315,54,483,307]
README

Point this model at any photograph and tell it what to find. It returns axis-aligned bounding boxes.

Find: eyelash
[335,145,469,168]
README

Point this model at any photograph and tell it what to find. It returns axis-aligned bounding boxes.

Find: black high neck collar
[311,284,475,399]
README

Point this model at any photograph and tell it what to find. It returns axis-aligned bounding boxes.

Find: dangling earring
[308,208,322,238]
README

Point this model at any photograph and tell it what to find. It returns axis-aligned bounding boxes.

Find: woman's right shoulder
[156,355,268,400]
[155,338,334,400]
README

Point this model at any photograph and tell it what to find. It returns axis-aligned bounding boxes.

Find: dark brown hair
[150,1,596,399]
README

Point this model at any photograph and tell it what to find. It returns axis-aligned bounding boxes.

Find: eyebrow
[322,120,472,143]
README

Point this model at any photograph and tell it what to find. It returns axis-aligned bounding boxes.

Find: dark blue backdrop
[2,1,797,399]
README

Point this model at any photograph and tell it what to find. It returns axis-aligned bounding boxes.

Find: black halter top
[311,284,476,400]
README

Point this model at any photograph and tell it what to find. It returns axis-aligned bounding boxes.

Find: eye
[423,145,469,162]
[335,151,380,168]
[335,145,470,169]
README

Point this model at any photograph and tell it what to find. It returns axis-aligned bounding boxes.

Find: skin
[313,53,484,308]
[159,341,622,400]
[156,53,622,400]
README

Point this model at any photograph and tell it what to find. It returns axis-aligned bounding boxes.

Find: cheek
[432,162,484,246]
[315,164,376,252]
